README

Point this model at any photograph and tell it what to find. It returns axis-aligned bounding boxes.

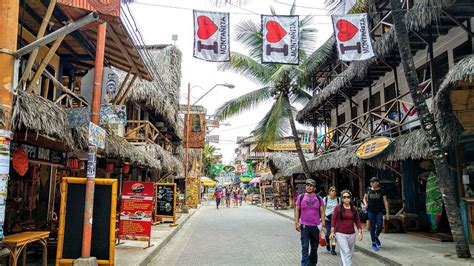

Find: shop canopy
[201,176,217,187]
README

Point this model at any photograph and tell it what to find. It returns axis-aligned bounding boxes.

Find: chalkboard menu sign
[155,183,176,219]
[56,177,117,265]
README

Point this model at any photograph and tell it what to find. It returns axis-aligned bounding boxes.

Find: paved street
[149,203,382,265]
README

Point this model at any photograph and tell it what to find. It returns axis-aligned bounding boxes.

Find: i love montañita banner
[332,13,375,61]
[193,10,230,62]
[261,15,299,65]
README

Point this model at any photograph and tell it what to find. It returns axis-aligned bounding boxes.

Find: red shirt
[331,205,362,234]
[214,191,222,198]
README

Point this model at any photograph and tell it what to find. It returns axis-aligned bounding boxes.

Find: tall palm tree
[214,4,322,179]
[203,144,222,179]
[388,0,471,258]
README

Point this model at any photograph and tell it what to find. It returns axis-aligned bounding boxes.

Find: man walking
[363,177,389,251]
[295,179,326,266]
[214,187,222,210]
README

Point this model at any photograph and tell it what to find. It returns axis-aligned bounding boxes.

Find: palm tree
[388,0,471,258]
[214,4,322,179]
[203,144,222,179]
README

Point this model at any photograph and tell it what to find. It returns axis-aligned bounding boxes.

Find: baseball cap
[305,179,316,186]
[370,177,380,182]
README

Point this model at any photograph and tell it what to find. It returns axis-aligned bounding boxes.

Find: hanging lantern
[106,163,114,173]
[12,147,29,176]
[69,157,79,170]
[122,163,130,174]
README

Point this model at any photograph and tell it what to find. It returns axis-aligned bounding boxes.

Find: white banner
[332,13,375,61]
[262,15,299,65]
[193,10,230,62]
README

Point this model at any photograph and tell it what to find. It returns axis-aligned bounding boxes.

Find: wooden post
[368,71,373,136]
[0,0,19,239]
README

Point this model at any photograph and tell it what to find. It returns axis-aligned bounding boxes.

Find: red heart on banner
[336,19,358,42]
[197,16,218,40]
[266,20,287,43]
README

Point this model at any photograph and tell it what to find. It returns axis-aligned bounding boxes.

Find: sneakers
[375,237,381,247]
[326,245,331,252]
[331,250,337,255]
[371,243,380,251]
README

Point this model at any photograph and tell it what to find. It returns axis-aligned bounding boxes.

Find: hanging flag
[193,10,230,62]
[261,15,299,65]
[332,13,375,61]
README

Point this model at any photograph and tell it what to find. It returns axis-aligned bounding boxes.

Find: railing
[54,93,89,108]
[315,80,431,154]
[125,120,159,144]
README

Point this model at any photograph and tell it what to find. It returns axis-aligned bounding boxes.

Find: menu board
[119,181,154,241]
[264,186,274,203]
[155,183,176,219]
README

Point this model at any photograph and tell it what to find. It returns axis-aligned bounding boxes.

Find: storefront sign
[267,142,312,151]
[206,119,220,128]
[9,141,66,164]
[206,135,219,143]
[88,122,106,149]
[119,181,154,241]
[184,114,206,148]
[355,137,393,160]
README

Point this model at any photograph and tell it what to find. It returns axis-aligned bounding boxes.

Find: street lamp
[184,83,234,206]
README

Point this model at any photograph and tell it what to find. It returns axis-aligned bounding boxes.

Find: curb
[260,206,400,266]
[138,206,202,266]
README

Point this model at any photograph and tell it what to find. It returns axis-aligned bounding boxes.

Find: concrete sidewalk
[261,205,474,265]
[115,206,200,266]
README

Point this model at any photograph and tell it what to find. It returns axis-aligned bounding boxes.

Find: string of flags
[193,9,375,64]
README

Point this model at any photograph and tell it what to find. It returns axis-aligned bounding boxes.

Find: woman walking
[363,177,389,251]
[323,186,340,255]
[232,186,239,208]
[330,190,363,266]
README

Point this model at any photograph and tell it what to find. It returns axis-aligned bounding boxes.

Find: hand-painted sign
[355,136,393,160]
[206,135,219,143]
[88,122,106,149]
[262,15,299,64]
[193,10,230,62]
[80,67,119,104]
[155,183,176,220]
[332,13,375,61]
[184,114,206,148]
[119,181,154,241]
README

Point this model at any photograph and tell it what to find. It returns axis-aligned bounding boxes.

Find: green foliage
[203,145,222,179]
[426,172,443,214]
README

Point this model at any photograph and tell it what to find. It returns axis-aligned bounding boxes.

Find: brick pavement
[149,203,381,265]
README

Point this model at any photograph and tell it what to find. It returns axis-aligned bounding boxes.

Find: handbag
[319,232,327,247]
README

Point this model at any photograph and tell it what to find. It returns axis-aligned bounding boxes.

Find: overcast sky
[128,0,335,163]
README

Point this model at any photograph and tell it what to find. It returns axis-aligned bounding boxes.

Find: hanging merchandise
[106,163,114,173]
[69,157,79,170]
[12,147,29,176]
[193,10,230,62]
[261,15,299,64]
[122,163,130,174]
[332,13,375,61]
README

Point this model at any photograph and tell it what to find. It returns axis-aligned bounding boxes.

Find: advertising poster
[119,181,154,241]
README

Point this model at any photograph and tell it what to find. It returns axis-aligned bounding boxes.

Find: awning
[201,176,217,187]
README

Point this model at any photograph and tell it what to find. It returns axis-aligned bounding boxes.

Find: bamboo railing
[125,120,159,144]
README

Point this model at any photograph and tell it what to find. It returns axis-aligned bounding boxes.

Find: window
[337,113,346,125]
[384,84,397,113]
[371,91,381,109]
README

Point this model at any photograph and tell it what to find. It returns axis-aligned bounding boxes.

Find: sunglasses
[342,196,351,199]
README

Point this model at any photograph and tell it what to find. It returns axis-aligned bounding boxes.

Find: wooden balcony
[316,80,432,155]
[125,120,159,144]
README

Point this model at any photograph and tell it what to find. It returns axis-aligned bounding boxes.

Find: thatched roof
[285,130,431,176]
[125,45,182,135]
[72,126,160,169]
[434,54,474,146]
[297,0,455,122]
[268,153,314,174]
[12,91,75,148]
[137,144,183,175]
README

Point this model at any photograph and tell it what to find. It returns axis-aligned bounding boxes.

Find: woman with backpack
[329,190,363,266]
[323,186,340,255]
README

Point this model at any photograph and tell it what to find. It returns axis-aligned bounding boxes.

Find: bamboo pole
[26,33,66,93]
[18,0,56,89]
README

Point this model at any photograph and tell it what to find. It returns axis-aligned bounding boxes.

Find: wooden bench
[2,231,50,266]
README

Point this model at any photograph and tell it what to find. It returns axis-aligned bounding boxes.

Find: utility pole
[184,83,191,205]
[81,22,107,258]
[0,0,19,240]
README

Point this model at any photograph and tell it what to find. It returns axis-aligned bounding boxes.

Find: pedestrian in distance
[323,186,340,255]
[295,179,326,266]
[238,187,243,206]
[214,188,222,210]
[329,190,363,266]
[225,186,231,208]
[232,186,239,208]
[363,177,390,251]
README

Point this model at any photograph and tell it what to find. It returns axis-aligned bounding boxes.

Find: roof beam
[442,9,474,38]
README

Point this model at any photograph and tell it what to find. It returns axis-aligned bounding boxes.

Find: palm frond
[289,1,296,16]
[208,0,249,7]
[234,20,262,59]
[298,37,335,85]
[253,95,293,147]
[214,86,272,120]
[219,52,271,84]
[270,5,277,15]
[290,88,313,105]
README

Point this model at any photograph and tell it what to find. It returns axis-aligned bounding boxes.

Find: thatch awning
[137,144,183,175]
[297,0,456,123]
[285,130,431,176]
[126,45,182,136]
[12,91,75,148]
[434,55,474,146]
[73,126,160,169]
[268,153,314,175]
